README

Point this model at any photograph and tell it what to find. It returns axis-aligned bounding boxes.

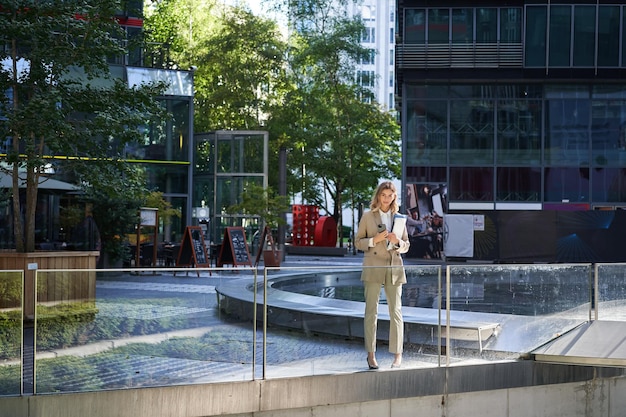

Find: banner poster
[404,183,448,260]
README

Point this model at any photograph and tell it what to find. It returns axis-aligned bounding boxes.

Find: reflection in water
[271,264,592,317]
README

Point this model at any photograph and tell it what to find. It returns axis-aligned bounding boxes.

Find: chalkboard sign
[254,226,279,267]
[217,227,252,267]
[177,226,211,273]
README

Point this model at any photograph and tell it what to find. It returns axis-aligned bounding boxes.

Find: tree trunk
[336,187,343,247]
[11,163,24,252]
[25,163,39,252]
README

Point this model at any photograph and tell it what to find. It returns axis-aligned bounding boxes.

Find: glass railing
[259,266,372,378]
[33,267,258,394]
[0,261,617,394]
[0,270,23,397]
[446,264,592,364]
[594,263,626,321]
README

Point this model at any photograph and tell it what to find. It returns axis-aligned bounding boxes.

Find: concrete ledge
[4,362,625,417]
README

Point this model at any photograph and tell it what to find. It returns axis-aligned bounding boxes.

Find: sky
[222,0,288,35]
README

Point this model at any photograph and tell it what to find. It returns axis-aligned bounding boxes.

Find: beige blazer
[355,209,410,285]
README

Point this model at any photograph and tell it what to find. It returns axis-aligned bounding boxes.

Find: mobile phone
[377,224,386,233]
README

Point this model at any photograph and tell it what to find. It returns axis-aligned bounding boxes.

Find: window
[622,8,626,66]
[450,167,494,201]
[496,167,541,201]
[360,49,375,65]
[573,5,595,67]
[405,9,425,44]
[598,6,620,67]
[452,8,473,44]
[500,8,522,43]
[362,5,375,22]
[362,27,376,43]
[389,71,394,87]
[406,98,448,165]
[476,8,497,42]
[544,167,590,202]
[593,168,626,202]
[390,28,394,44]
[357,70,376,88]
[549,5,571,67]
[428,9,449,43]
[525,6,547,67]
[450,100,494,165]
[544,87,590,166]
[390,49,394,66]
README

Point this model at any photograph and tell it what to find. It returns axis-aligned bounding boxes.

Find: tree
[146,0,401,243]
[268,0,401,242]
[0,0,166,252]
[143,0,220,69]
[80,164,147,266]
[227,182,290,230]
[144,0,288,131]
[194,7,288,131]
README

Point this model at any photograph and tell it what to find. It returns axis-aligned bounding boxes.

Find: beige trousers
[363,275,404,354]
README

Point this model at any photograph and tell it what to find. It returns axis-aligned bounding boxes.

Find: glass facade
[123,95,192,242]
[0,81,193,249]
[123,89,193,243]
[399,3,626,210]
[404,84,626,205]
[523,4,626,68]
[193,131,268,245]
[405,7,522,44]
[406,4,626,68]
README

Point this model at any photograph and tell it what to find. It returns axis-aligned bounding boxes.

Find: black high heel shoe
[367,357,379,370]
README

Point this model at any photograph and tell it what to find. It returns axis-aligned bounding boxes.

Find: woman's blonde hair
[369,181,399,213]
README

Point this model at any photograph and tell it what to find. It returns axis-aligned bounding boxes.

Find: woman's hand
[387,232,400,245]
[374,230,388,244]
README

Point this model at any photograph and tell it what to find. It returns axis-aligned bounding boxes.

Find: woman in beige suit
[355,181,410,369]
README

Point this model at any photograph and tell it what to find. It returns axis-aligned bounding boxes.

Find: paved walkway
[26,253,495,394]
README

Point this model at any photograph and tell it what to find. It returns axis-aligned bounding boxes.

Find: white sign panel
[473,214,485,231]
[443,214,474,258]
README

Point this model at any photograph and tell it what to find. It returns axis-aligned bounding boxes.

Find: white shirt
[379,210,392,232]
[369,209,393,248]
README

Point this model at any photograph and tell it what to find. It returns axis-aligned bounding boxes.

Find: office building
[0,1,194,249]
[396,1,626,261]
[349,0,397,111]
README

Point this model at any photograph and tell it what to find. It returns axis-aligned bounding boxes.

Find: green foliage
[193,7,288,130]
[144,0,220,67]
[0,310,21,360]
[0,293,227,393]
[145,0,288,131]
[0,364,21,396]
[0,0,167,252]
[31,298,191,354]
[0,273,22,308]
[144,191,182,226]
[268,0,401,235]
[147,0,401,239]
[227,183,290,228]
[36,356,104,393]
[36,303,98,351]
[77,164,146,264]
[112,328,252,363]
